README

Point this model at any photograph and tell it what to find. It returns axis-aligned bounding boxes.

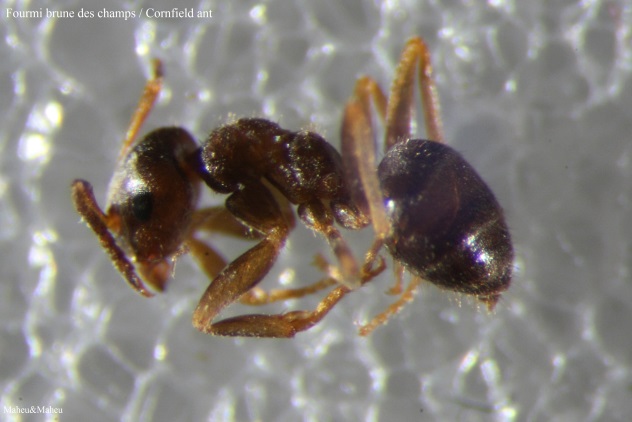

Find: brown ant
[71,37,513,338]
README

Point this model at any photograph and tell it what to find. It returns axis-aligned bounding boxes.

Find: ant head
[105,127,200,290]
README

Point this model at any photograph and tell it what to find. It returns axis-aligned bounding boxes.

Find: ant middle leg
[238,277,338,306]
[297,199,364,290]
[199,255,388,338]
[236,248,377,307]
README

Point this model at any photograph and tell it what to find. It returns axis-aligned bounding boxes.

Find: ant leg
[117,59,164,162]
[358,275,423,336]
[192,181,382,337]
[298,200,362,290]
[189,204,333,307]
[191,206,255,239]
[343,38,444,245]
[228,254,389,337]
[200,251,388,338]
[71,180,153,297]
[187,237,228,282]
[238,277,338,306]
[186,206,252,280]
[209,285,353,338]
[238,253,348,306]
[344,37,443,175]
[237,251,327,305]
[190,230,337,307]
[386,262,406,295]
[340,76,385,215]
[192,182,296,337]
[341,78,391,277]
[386,36,444,146]
[338,38,446,334]
[192,199,325,303]
[193,182,296,240]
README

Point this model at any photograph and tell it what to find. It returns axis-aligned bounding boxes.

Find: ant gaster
[71,37,513,338]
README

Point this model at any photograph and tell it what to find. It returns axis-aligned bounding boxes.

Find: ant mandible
[71,37,513,338]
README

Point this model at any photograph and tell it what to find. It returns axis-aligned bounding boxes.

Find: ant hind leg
[358,276,423,336]
[385,37,444,146]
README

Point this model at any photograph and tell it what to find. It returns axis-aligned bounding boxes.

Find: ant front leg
[187,205,336,306]
[187,205,258,280]
[192,181,313,337]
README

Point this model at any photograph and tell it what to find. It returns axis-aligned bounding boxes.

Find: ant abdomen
[378,138,513,309]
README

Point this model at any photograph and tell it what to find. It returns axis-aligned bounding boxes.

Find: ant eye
[131,191,154,222]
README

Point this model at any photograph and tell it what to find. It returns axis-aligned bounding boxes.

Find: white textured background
[2,0,632,421]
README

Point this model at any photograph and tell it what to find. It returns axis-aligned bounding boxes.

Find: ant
[71,37,513,338]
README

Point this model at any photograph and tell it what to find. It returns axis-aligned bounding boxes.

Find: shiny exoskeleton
[378,139,512,309]
[71,37,513,338]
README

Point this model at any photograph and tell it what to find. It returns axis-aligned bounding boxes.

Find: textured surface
[2,0,632,421]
